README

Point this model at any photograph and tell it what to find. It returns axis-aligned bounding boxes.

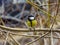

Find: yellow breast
[27,20,37,27]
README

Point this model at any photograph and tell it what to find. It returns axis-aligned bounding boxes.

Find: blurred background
[0,0,60,45]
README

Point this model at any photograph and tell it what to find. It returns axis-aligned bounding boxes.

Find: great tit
[27,15,37,28]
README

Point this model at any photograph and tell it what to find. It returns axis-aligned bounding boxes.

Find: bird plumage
[27,20,37,27]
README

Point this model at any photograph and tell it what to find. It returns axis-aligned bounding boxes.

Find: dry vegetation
[0,0,60,45]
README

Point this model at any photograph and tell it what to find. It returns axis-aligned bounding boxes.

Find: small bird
[27,15,37,28]
[26,15,37,35]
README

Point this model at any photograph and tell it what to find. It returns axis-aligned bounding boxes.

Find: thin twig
[9,34,20,45]
[3,32,9,45]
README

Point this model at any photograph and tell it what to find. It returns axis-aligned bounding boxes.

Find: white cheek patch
[29,17,34,20]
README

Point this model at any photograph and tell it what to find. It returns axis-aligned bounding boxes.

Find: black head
[28,15,35,21]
